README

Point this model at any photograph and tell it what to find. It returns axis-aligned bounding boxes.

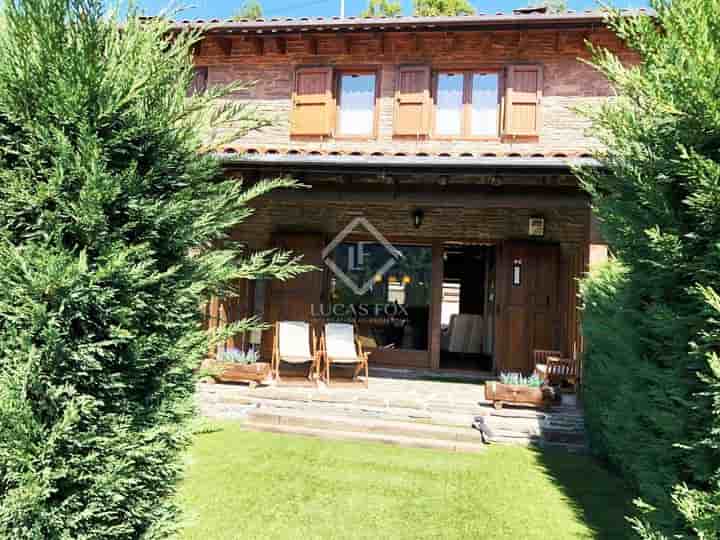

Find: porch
[198,368,587,453]
[209,155,605,378]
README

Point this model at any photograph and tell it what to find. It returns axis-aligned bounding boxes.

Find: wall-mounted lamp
[528,215,545,237]
[412,208,424,229]
[512,259,523,286]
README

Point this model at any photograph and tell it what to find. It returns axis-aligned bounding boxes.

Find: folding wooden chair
[320,323,369,387]
[271,321,321,382]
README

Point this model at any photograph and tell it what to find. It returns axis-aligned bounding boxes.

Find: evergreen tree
[413,0,475,17]
[361,0,402,18]
[0,0,308,538]
[530,0,567,13]
[579,0,720,537]
[233,0,263,21]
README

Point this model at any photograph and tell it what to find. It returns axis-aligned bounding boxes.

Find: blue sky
[133,0,647,21]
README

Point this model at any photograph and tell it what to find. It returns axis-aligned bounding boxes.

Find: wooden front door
[494,240,561,374]
[262,233,325,359]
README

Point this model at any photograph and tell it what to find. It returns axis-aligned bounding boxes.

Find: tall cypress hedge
[0,1,307,538]
[579,0,720,537]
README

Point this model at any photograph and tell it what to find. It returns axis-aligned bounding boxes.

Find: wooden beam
[446,32,459,52]
[253,37,264,56]
[273,37,287,54]
[342,35,352,55]
[429,240,443,370]
[517,30,529,52]
[215,37,233,56]
[412,33,422,53]
[262,189,590,209]
[374,32,385,54]
[304,36,318,55]
[191,40,202,58]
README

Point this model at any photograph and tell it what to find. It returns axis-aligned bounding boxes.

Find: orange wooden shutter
[504,65,543,136]
[291,67,334,136]
[394,66,431,136]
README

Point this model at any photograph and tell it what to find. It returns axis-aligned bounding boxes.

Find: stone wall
[196,27,636,158]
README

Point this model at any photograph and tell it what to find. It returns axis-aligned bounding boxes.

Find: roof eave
[215,153,600,173]
[167,10,653,35]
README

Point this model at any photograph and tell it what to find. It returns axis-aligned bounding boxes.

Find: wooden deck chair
[272,321,321,382]
[533,349,578,390]
[545,356,579,390]
[533,349,563,379]
[321,323,369,387]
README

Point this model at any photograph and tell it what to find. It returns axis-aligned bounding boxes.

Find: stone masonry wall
[196,27,637,157]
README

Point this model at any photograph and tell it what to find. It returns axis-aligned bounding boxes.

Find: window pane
[330,243,432,351]
[338,74,375,136]
[471,73,499,136]
[436,73,463,136]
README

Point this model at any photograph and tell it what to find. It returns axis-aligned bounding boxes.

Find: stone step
[246,407,482,444]
[476,417,584,437]
[199,384,486,417]
[240,423,487,454]
[473,416,587,451]
[477,432,587,454]
[201,393,480,428]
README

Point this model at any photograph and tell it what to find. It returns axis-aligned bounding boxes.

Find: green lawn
[177,422,633,540]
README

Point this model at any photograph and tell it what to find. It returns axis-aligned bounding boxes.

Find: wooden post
[429,240,443,369]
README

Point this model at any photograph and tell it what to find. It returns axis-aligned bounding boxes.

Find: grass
[177,422,633,540]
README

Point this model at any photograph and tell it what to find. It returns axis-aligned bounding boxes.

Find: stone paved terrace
[197,370,586,453]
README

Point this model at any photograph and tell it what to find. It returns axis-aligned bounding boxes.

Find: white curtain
[436,73,463,136]
[471,73,499,136]
[338,74,375,136]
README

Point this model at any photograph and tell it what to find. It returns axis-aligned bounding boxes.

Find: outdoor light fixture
[412,208,424,229]
[528,215,545,237]
[512,259,523,286]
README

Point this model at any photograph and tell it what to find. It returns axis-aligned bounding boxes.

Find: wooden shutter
[504,65,543,136]
[394,66,431,137]
[188,66,208,97]
[291,67,334,136]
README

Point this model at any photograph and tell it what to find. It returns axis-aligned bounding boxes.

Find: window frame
[431,68,503,140]
[326,237,434,353]
[334,68,381,140]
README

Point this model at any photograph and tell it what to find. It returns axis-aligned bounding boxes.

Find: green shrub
[499,372,543,388]
[0,1,308,538]
[578,0,720,536]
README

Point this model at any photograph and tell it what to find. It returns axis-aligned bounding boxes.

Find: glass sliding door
[329,243,432,352]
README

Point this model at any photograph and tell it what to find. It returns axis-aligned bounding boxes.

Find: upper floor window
[434,71,499,138]
[290,67,378,138]
[337,72,377,137]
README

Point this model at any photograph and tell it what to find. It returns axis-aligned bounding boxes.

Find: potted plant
[485,372,557,410]
[210,347,272,387]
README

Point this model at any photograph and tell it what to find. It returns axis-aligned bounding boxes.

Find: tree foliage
[413,0,475,17]
[361,0,402,18]
[531,0,567,14]
[233,0,263,21]
[0,0,309,538]
[578,0,720,537]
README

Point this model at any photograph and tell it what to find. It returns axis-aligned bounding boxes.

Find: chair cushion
[278,321,312,360]
[325,323,359,362]
[328,355,361,364]
[279,355,313,364]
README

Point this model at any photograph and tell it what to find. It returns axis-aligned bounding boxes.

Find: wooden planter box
[214,362,272,387]
[485,381,556,410]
